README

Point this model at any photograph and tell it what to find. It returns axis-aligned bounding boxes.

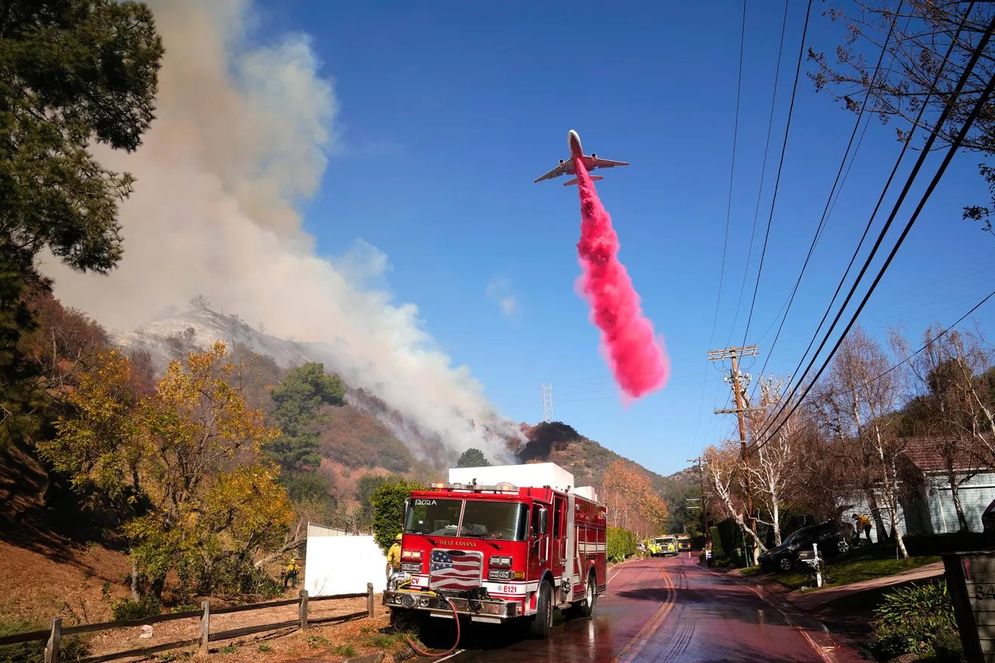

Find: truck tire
[528,581,553,639]
[568,571,598,619]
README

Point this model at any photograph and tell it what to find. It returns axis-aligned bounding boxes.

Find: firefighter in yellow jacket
[386,533,402,578]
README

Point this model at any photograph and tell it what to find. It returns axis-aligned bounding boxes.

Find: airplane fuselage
[535,129,627,185]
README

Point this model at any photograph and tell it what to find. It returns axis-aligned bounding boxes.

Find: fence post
[299,590,309,630]
[199,600,211,655]
[43,618,61,663]
[367,582,375,618]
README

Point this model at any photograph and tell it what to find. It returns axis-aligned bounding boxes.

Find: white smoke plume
[42,0,516,463]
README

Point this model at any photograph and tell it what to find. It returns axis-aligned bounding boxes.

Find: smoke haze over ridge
[41,0,516,462]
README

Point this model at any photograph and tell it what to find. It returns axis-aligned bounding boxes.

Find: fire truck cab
[382,463,607,639]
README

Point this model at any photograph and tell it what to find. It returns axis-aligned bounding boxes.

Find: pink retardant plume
[573,157,670,398]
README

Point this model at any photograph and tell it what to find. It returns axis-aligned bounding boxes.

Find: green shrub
[606,527,637,562]
[872,581,958,659]
[111,594,162,621]
[0,620,90,663]
[370,479,424,552]
[0,619,41,663]
[57,635,92,662]
[709,525,726,560]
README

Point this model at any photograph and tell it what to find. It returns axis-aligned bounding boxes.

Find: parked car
[759,520,850,572]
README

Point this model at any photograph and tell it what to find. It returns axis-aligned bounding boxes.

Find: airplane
[533,129,629,185]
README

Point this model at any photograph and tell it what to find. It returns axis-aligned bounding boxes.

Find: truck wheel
[528,581,553,639]
[577,572,598,618]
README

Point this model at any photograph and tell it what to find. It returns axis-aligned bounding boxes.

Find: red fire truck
[382,463,607,639]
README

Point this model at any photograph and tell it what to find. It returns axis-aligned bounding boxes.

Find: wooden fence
[0,584,375,663]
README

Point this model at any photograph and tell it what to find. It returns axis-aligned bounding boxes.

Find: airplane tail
[564,175,603,186]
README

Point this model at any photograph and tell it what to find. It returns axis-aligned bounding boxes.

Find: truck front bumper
[382,590,522,623]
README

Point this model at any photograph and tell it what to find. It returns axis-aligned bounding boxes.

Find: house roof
[899,436,988,474]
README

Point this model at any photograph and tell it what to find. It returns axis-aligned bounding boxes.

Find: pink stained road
[434,556,869,663]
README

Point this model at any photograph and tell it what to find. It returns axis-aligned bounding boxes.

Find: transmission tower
[540,384,554,422]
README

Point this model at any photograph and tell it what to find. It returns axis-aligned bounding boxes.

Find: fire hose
[401,589,461,658]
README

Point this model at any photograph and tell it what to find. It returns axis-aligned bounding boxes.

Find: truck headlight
[489,555,512,568]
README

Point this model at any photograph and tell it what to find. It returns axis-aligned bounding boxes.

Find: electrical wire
[749,1,907,395]
[729,0,790,342]
[698,0,747,446]
[813,289,995,403]
[750,15,995,454]
[751,3,985,445]
[741,0,814,347]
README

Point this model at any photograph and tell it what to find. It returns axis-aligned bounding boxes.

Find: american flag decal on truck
[429,550,481,591]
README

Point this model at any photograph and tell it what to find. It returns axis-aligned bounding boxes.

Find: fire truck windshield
[403,498,529,541]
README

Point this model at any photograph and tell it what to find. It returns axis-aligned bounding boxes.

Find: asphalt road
[430,556,865,663]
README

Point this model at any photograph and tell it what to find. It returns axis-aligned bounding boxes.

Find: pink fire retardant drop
[573,157,670,398]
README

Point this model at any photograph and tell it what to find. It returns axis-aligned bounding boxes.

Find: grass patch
[305,633,330,648]
[739,565,764,577]
[365,631,407,651]
[331,644,357,657]
[776,544,940,591]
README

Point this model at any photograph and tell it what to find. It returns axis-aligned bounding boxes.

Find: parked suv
[759,520,850,572]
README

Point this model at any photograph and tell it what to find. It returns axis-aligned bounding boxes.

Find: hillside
[518,422,697,531]
[518,421,670,491]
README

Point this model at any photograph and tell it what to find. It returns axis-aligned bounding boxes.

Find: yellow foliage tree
[47,342,294,596]
[601,459,669,538]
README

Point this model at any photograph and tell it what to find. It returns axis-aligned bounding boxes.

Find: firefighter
[852,513,872,542]
[283,556,300,589]
[386,533,402,578]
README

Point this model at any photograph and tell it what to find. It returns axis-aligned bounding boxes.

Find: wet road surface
[438,555,863,663]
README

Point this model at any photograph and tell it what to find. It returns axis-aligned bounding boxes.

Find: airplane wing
[534,163,568,183]
[592,157,629,169]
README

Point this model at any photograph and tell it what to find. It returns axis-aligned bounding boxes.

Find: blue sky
[254,1,995,476]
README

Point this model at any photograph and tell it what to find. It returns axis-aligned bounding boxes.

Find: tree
[268,362,346,472]
[601,459,669,538]
[456,447,490,468]
[703,442,767,564]
[744,378,810,546]
[44,342,294,595]
[38,349,142,513]
[370,478,424,553]
[813,328,910,559]
[0,0,163,446]
[808,2,995,233]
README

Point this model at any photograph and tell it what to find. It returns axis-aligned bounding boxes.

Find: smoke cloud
[42,0,516,462]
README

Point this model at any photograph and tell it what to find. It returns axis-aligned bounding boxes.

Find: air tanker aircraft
[533,129,629,185]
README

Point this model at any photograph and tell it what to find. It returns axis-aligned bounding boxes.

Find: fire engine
[382,463,607,640]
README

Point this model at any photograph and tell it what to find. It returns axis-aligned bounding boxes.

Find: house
[843,437,994,540]
[899,437,995,535]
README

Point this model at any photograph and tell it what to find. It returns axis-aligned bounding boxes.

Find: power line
[749,1,907,395]
[698,0,747,447]
[818,289,995,403]
[753,3,983,444]
[729,0,790,342]
[751,15,995,453]
[741,0,814,346]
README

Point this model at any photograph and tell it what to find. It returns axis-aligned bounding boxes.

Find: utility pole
[707,345,761,564]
